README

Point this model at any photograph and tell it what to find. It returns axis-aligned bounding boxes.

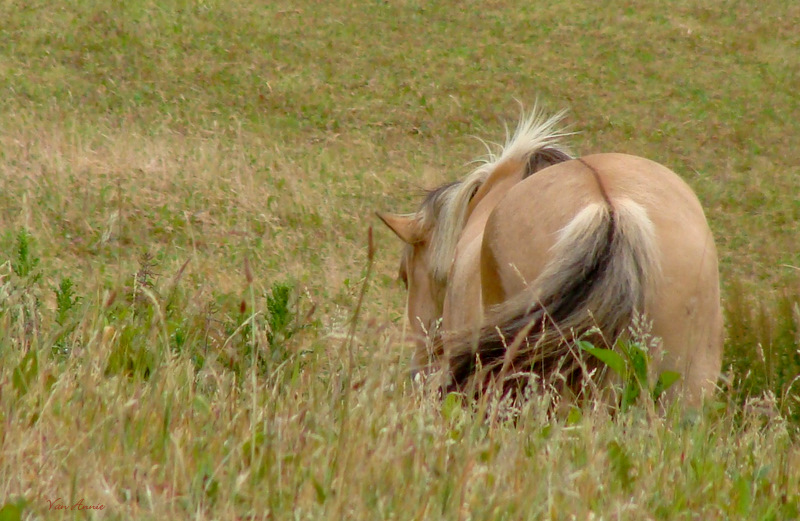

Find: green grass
[1,0,799,518]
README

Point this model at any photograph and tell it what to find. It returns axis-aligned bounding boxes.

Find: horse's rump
[445,196,660,398]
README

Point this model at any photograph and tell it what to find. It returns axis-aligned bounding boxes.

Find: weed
[579,327,681,411]
[54,277,79,326]
[11,230,40,281]
[266,281,293,349]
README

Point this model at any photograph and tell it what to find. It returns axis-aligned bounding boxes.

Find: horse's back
[477,153,722,404]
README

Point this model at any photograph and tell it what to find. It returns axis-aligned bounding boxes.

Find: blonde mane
[419,108,572,286]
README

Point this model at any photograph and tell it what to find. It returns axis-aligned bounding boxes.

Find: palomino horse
[379,109,723,406]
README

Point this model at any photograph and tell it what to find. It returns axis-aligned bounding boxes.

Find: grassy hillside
[1,0,798,519]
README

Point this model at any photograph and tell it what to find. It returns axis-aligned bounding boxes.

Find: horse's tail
[445,199,660,397]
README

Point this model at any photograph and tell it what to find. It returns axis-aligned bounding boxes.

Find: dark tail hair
[442,200,659,398]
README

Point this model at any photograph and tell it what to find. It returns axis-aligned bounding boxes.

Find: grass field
[1,1,799,519]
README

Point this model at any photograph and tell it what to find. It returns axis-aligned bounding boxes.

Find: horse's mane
[418,108,573,286]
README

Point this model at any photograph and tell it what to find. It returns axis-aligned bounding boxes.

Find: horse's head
[377,211,445,376]
[378,178,479,375]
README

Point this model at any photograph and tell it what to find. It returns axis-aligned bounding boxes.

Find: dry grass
[1,0,799,519]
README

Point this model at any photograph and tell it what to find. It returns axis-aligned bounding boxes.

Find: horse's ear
[524,147,573,178]
[376,212,420,244]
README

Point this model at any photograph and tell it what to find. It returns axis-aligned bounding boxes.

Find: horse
[378,108,723,407]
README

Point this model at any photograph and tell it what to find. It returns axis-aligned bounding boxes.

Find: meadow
[0,0,799,519]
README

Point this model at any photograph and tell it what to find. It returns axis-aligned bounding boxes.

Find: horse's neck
[465,158,525,230]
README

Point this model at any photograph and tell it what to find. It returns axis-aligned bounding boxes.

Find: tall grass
[725,279,800,421]
[1,0,799,518]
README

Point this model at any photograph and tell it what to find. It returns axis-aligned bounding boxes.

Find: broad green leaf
[621,381,641,411]
[579,344,626,377]
[441,392,463,422]
[652,371,682,400]
[0,498,25,521]
[627,343,650,386]
[566,406,583,426]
